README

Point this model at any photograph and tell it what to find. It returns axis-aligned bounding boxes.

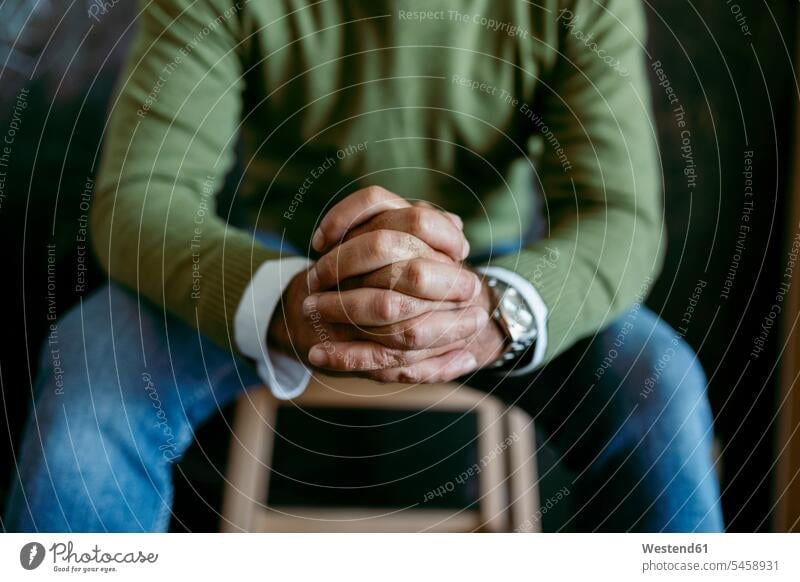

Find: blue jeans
[5,254,723,532]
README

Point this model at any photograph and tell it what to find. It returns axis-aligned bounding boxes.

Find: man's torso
[232,0,561,249]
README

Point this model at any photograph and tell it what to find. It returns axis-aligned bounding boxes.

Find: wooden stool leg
[221,388,278,532]
[507,408,541,532]
[476,398,508,532]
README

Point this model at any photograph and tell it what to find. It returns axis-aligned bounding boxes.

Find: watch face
[500,288,534,340]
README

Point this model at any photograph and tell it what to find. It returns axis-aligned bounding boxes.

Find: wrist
[473,274,509,368]
[478,269,541,371]
[267,269,306,357]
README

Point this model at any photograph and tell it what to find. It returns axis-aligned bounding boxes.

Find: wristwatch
[486,277,538,369]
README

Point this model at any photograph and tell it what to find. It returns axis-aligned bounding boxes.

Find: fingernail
[303,295,318,315]
[448,212,463,229]
[462,239,471,260]
[307,267,320,292]
[312,229,325,251]
[308,345,327,365]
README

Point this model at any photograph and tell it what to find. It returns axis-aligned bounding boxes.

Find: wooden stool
[221,375,540,532]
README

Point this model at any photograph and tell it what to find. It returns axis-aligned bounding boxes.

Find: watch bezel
[487,277,538,369]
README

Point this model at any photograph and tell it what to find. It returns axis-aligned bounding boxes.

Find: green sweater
[93,0,662,365]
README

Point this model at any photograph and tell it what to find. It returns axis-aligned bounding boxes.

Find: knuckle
[373,291,398,321]
[324,208,343,230]
[372,229,397,253]
[324,215,349,240]
[400,324,423,349]
[364,185,390,205]
[409,207,431,237]
[405,260,428,290]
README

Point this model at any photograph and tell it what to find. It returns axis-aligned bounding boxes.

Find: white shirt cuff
[234,257,313,400]
[474,266,548,375]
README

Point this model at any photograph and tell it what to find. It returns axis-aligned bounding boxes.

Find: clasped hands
[268,186,506,383]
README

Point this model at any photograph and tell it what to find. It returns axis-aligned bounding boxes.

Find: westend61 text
[642,543,708,554]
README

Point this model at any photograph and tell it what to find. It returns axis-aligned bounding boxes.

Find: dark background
[0,0,796,531]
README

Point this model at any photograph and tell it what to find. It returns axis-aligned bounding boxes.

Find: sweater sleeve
[486,0,664,364]
[92,0,278,351]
